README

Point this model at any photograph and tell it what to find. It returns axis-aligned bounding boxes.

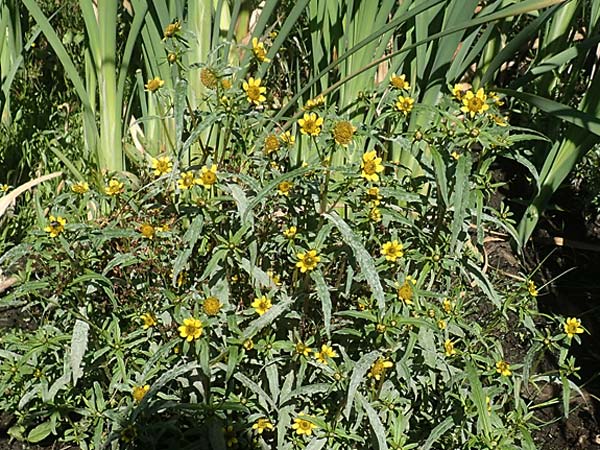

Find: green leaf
[344,351,380,418]
[311,271,332,338]
[449,152,471,252]
[71,318,89,386]
[241,294,293,340]
[357,393,388,450]
[466,361,491,436]
[422,416,454,450]
[305,438,328,450]
[173,215,204,285]
[234,373,276,410]
[325,211,385,310]
[27,421,53,444]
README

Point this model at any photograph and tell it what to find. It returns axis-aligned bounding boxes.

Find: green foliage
[0,49,582,449]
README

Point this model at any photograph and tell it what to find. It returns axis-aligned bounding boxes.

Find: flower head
[390,73,410,90]
[298,112,324,136]
[0,184,10,193]
[381,240,404,262]
[368,358,393,380]
[461,88,489,117]
[264,134,280,155]
[283,226,297,239]
[527,280,538,297]
[367,186,382,205]
[281,131,296,145]
[71,181,89,194]
[44,215,66,238]
[315,344,337,364]
[145,76,165,93]
[105,179,124,196]
[292,415,317,436]
[332,121,357,147]
[243,339,254,350]
[564,317,584,338]
[243,77,267,105]
[252,37,270,62]
[496,360,511,376]
[277,180,293,196]
[141,313,157,329]
[203,297,222,316]
[295,249,320,273]
[397,277,416,304]
[251,296,272,316]
[178,317,203,342]
[295,341,311,357]
[163,20,181,39]
[452,84,466,100]
[132,384,150,402]
[139,223,155,239]
[361,150,384,182]
[198,164,218,189]
[177,171,197,190]
[442,298,453,313]
[152,156,173,176]
[200,68,218,88]
[304,95,325,110]
[395,95,415,115]
[444,339,456,357]
[369,207,382,222]
[252,418,274,434]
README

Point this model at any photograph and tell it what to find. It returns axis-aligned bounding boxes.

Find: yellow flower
[390,73,410,90]
[44,215,66,238]
[266,269,282,286]
[298,112,324,136]
[369,207,382,223]
[252,418,274,434]
[489,91,504,106]
[395,95,415,115]
[264,134,280,155]
[437,319,447,330]
[361,150,384,182]
[243,77,267,105]
[251,296,272,316]
[105,179,124,196]
[292,415,317,436]
[221,78,232,89]
[139,223,155,239]
[152,156,173,176]
[304,95,325,110]
[442,298,453,313]
[564,317,584,338]
[283,226,297,239]
[451,151,461,160]
[277,180,293,196]
[198,164,218,189]
[295,341,311,357]
[178,317,203,342]
[495,360,511,376]
[490,114,508,127]
[243,339,254,350]
[444,339,456,357]
[203,297,222,316]
[0,184,10,192]
[281,131,296,145]
[332,121,357,147]
[252,37,270,62]
[460,88,490,117]
[145,76,165,92]
[315,344,337,364]
[200,68,218,89]
[397,277,416,305]
[167,52,178,64]
[141,313,157,329]
[452,84,466,100]
[71,181,89,194]
[527,280,538,297]
[367,187,382,205]
[368,358,393,380]
[177,171,197,190]
[381,240,404,262]
[163,20,181,39]
[295,249,320,273]
[132,384,150,402]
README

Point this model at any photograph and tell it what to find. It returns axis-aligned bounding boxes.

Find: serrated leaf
[344,351,380,417]
[466,361,491,435]
[71,318,89,386]
[325,212,385,309]
[357,393,388,450]
[422,416,454,450]
[234,373,276,410]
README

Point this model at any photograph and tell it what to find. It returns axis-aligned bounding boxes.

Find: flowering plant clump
[0,37,582,450]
